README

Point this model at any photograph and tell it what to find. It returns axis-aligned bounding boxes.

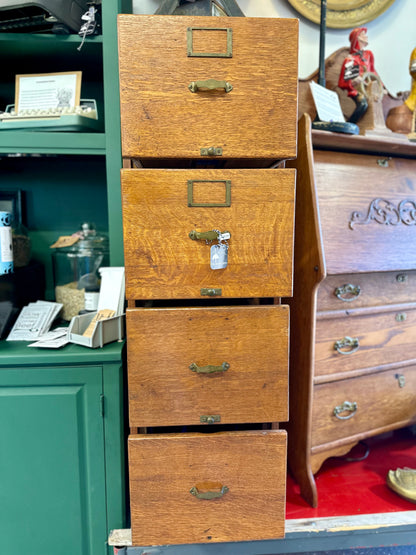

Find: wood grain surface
[121,168,295,300]
[311,366,416,449]
[118,14,298,160]
[128,430,287,545]
[127,305,289,426]
[317,271,416,311]
[314,151,416,274]
[315,303,416,378]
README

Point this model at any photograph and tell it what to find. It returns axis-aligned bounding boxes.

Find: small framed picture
[15,71,82,112]
[0,190,23,225]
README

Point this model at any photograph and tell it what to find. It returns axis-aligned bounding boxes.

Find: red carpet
[286,427,416,519]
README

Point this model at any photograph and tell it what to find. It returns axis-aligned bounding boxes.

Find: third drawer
[127,304,288,427]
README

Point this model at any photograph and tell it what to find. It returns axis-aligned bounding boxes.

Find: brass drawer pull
[189,79,233,93]
[190,362,230,374]
[334,336,360,355]
[200,288,222,296]
[189,229,220,242]
[200,414,221,424]
[334,284,361,302]
[334,401,358,420]
[190,485,229,500]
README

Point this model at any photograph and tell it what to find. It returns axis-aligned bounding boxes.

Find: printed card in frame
[15,71,82,112]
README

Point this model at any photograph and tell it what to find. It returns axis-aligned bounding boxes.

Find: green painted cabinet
[0,341,126,555]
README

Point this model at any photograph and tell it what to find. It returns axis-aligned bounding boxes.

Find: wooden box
[127,304,289,427]
[121,168,295,300]
[118,14,298,161]
[128,430,287,545]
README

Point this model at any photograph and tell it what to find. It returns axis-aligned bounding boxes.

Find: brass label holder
[188,179,231,207]
[187,27,233,58]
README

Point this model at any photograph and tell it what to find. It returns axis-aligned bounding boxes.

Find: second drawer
[127,304,289,427]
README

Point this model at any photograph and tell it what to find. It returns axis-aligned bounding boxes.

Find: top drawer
[118,14,298,160]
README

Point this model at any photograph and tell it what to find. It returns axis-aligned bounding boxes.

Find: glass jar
[52,223,109,320]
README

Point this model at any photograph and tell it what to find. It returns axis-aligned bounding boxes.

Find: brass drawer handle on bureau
[188,79,233,93]
[334,284,361,302]
[334,336,360,355]
[333,401,358,420]
[190,362,230,374]
[190,484,229,500]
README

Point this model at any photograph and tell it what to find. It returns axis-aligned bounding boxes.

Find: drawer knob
[334,336,360,355]
[188,79,233,93]
[190,362,230,374]
[334,401,358,420]
[334,284,361,302]
[190,484,229,500]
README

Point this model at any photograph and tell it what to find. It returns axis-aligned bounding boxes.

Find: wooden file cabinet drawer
[311,366,416,450]
[314,304,416,379]
[121,168,295,300]
[127,305,289,427]
[128,430,287,545]
[118,14,298,160]
[317,271,416,311]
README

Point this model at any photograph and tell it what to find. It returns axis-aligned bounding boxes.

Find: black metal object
[312,0,359,134]
[155,0,244,17]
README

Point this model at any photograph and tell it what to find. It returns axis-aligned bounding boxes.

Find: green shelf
[0,131,106,154]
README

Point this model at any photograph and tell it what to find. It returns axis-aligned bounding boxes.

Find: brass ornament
[287,0,397,29]
[387,468,416,503]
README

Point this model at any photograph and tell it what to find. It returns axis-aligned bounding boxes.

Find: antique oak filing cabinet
[286,114,416,508]
[118,14,298,545]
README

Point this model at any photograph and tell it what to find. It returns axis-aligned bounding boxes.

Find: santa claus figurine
[338,27,378,124]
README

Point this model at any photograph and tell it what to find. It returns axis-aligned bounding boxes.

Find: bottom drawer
[129,430,287,545]
[311,366,416,449]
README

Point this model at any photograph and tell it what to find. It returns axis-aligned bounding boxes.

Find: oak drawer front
[118,14,298,160]
[127,305,289,427]
[315,305,416,378]
[129,430,287,545]
[317,271,416,311]
[121,168,295,300]
[311,366,416,449]
[313,151,416,274]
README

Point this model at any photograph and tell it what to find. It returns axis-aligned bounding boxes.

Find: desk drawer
[121,168,295,300]
[127,304,288,427]
[128,430,287,545]
[315,304,416,378]
[317,271,416,311]
[118,14,298,160]
[311,366,416,449]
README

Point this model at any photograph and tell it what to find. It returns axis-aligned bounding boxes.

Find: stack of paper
[28,327,69,349]
[7,301,63,341]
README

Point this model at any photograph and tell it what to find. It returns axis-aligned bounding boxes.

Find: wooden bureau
[286,113,416,508]
[118,14,298,545]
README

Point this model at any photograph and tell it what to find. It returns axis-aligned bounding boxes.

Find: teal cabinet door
[0,366,107,555]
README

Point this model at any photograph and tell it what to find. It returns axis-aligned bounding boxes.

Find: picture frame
[15,71,82,112]
[0,190,23,225]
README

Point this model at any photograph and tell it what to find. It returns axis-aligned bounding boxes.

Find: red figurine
[338,27,378,123]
